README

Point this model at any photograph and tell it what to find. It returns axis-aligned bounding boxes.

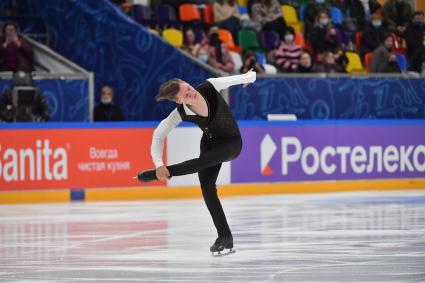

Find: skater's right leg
[167,135,241,177]
[137,136,241,182]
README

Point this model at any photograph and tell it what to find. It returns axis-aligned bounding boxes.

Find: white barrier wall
[167,127,231,187]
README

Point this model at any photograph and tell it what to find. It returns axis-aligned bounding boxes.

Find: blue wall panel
[230,78,425,120]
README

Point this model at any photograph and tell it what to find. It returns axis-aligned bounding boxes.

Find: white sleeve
[151,108,182,168]
[206,70,256,92]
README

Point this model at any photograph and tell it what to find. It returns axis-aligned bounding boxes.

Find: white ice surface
[0,190,425,282]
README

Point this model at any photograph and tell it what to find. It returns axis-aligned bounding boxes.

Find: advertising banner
[0,126,163,190]
[232,121,425,183]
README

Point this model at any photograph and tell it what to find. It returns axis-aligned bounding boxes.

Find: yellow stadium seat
[281,5,304,32]
[237,0,247,6]
[162,28,183,48]
[345,51,366,74]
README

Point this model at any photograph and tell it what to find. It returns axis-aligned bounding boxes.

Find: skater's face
[174,81,198,105]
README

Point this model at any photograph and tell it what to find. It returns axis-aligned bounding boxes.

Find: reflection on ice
[0,190,424,282]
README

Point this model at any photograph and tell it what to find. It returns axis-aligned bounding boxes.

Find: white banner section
[167,127,231,187]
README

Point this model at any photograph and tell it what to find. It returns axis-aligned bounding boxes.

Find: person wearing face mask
[93,86,125,121]
[404,11,425,70]
[360,13,388,57]
[331,0,381,31]
[370,33,401,73]
[308,10,343,56]
[303,0,330,38]
[0,22,34,72]
[205,26,234,73]
[274,27,303,72]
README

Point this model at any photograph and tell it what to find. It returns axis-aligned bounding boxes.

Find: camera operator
[0,69,49,122]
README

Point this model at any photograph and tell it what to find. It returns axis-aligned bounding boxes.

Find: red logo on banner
[0,128,165,190]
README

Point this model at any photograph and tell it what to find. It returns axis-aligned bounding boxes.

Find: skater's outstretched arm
[207,70,256,92]
[151,108,182,179]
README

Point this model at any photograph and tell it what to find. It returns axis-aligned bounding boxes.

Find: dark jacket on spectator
[341,0,382,31]
[383,0,413,31]
[0,35,33,72]
[303,2,330,37]
[361,23,388,55]
[313,59,345,73]
[408,45,425,73]
[404,20,425,63]
[94,103,125,121]
[308,25,339,55]
[370,44,401,73]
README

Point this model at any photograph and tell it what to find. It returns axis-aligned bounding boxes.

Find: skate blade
[211,249,236,257]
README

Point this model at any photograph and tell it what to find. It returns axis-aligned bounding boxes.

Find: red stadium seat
[179,4,201,22]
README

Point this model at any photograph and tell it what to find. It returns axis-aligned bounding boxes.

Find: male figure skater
[137,70,256,254]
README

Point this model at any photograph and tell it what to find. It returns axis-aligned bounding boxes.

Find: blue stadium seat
[330,7,343,25]
[396,53,408,72]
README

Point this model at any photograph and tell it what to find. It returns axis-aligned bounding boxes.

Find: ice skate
[210,236,235,256]
[134,169,157,182]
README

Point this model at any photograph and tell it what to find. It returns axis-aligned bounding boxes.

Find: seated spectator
[205,25,235,73]
[251,0,287,39]
[360,13,388,56]
[334,47,349,70]
[240,50,265,74]
[182,28,202,57]
[408,41,425,73]
[94,86,125,121]
[313,51,346,73]
[213,0,241,44]
[337,0,382,31]
[308,10,347,55]
[404,11,425,70]
[274,27,303,72]
[0,22,34,72]
[297,52,314,73]
[304,0,330,38]
[369,33,401,73]
[383,0,413,33]
[0,70,49,122]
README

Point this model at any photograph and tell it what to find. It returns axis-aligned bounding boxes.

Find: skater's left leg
[198,163,232,238]
[198,163,234,253]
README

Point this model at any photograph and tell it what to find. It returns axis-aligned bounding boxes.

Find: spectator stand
[0,36,93,121]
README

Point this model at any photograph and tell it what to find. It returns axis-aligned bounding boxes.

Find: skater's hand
[243,68,255,88]
[156,165,170,181]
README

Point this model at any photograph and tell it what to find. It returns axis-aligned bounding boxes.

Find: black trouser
[167,135,242,237]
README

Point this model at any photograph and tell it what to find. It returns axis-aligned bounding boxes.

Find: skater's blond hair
[155,78,182,102]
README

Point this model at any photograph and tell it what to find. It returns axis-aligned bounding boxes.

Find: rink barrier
[1,179,425,204]
[1,120,424,204]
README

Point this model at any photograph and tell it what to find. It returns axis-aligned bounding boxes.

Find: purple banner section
[231,121,425,183]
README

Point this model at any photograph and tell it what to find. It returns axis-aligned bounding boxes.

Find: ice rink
[1,189,425,282]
